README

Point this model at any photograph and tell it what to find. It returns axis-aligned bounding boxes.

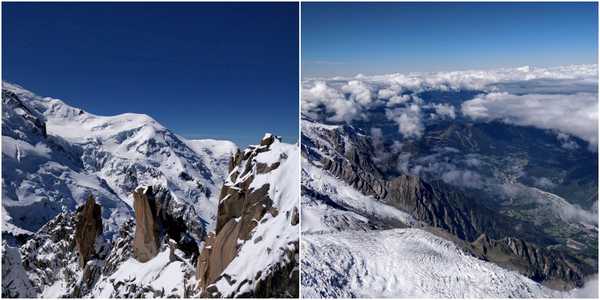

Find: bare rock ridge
[132,187,161,262]
[196,134,276,296]
[471,234,587,289]
[196,134,299,298]
[75,195,103,267]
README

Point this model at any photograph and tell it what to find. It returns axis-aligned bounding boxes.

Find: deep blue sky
[302,2,598,77]
[3,2,298,147]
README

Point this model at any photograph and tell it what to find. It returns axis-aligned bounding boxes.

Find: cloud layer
[461,92,598,148]
[302,64,598,149]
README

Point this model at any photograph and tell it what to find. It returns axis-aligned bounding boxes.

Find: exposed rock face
[131,185,201,264]
[310,122,527,243]
[132,187,160,262]
[75,195,103,267]
[2,242,37,298]
[196,135,299,298]
[2,211,82,297]
[239,240,300,298]
[260,133,276,146]
[197,157,273,294]
[2,89,47,140]
[2,206,197,298]
[471,234,587,290]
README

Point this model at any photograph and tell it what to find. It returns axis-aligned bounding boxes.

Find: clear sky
[302,2,598,77]
[3,2,299,147]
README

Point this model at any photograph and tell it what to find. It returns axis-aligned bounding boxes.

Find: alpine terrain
[1,82,299,298]
[301,64,599,298]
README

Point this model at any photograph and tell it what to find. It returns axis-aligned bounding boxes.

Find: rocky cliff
[196,134,299,298]
[2,188,201,298]
[75,195,103,267]
[472,234,589,289]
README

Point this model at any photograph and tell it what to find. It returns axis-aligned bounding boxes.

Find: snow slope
[301,228,565,298]
[302,157,416,234]
[300,156,569,298]
[91,249,195,298]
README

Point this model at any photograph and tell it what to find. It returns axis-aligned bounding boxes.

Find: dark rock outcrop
[197,135,297,298]
[260,133,276,146]
[472,234,588,290]
[75,195,103,267]
[2,89,47,140]
[238,241,300,298]
[291,207,299,226]
[132,187,160,262]
[132,185,201,263]
[197,159,273,294]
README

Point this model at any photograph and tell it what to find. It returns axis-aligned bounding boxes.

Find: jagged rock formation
[196,134,299,298]
[197,135,275,294]
[132,187,161,262]
[75,195,103,267]
[131,185,201,263]
[1,194,199,298]
[1,242,37,298]
[1,211,82,297]
[472,234,587,289]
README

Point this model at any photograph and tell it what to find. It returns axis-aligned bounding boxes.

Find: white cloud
[498,183,598,225]
[377,88,397,100]
[302,64,598,149]
[355,64,597,92]
[461,92,598,149]
[370,127,386,163]
[385,104,423,138]
[302,81,361,122]
[430,103,456,119]
[441,170,482,189]
[556,132,580,150]
[387,94,411,107]
[341,80,373,106]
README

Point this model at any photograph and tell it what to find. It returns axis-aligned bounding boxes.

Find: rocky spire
[196,134,280,297]
[74,195,102,268]
[132,186,160,262]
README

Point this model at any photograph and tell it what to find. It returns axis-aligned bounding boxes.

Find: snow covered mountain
[2,82,236,243]
[300,64,598,298]
[1,82,298,298]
